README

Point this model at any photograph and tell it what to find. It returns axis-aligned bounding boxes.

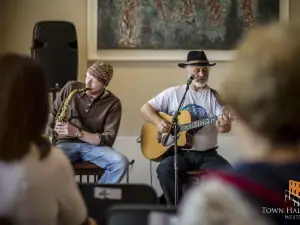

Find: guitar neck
[179,116,218,132]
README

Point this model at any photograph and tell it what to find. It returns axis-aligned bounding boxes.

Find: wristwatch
[76,129,83,138]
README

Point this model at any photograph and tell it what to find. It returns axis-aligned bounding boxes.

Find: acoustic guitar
[140,110,234,162]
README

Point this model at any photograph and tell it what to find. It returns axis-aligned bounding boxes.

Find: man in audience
[178,23,300,225]
[47,61,129,184]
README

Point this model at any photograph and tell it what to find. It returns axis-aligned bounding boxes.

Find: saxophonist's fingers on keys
[55,122,66,126]
[56,130,68,136]
[54,122,67,130]
[54,124,68,135]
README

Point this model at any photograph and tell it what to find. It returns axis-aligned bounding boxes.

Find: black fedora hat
[178,50,216,68]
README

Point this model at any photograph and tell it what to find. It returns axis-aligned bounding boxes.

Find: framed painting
[87,0,289,61]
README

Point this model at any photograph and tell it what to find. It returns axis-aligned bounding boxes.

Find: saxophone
[51,87,90,142]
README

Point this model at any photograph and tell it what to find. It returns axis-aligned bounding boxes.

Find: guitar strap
[210,87,224,106]
[210,87,235,120]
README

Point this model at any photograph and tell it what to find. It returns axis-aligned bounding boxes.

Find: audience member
[0,53,91,225]
[177,22,300,225]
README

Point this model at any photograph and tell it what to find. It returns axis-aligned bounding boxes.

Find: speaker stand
[49,87,61,103]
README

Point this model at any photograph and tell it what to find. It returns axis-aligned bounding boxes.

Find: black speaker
[31,21,78,91]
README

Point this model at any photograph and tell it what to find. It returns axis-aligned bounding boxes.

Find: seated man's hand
[156,119,171,133]
[215,113,232,133]
[216,114,229,127]
[54,122,78,138]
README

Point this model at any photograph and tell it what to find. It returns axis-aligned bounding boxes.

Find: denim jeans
[156,148,232,205]
[56,142,129,184]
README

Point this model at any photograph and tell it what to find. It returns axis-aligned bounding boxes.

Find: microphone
[187,74,195,84]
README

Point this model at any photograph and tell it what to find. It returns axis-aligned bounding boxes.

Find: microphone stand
[164,75,194,206]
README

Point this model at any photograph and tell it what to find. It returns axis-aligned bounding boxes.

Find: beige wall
[0,1,7,54]
[1,0,88,74]
[290,0,300,23]
[0,0,293,137]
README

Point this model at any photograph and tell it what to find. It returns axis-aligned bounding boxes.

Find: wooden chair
[73,160,134,184]
[72,161,105,183]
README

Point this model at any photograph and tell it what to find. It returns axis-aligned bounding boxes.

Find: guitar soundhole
[157,132,163,143]
[161,134,177,147]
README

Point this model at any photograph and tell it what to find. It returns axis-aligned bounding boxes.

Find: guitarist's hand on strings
[156,120,176,146]
[216,114,228,126]
[156,119,171,133]
[216,113,231,133]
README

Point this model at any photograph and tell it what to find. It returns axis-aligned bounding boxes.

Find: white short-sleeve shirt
[148,85,223,151]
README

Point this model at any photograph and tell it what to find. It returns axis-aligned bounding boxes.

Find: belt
[181,147,218,153]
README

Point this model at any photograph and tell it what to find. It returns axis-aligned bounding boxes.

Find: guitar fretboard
[179,116,218,131]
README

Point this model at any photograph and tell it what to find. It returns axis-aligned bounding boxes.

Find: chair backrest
[78,183,158,224]
[104,204,177,225]
[148,211,178,225]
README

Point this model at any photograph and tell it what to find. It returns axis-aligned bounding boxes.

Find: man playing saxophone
[47,61,129,184]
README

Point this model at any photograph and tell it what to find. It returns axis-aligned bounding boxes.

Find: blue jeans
[56,142,129,184]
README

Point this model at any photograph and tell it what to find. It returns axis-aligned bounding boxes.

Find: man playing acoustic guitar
[140,50,232,205]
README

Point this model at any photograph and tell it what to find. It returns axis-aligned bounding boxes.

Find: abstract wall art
[97,0,279,50]
[87,0,289,61]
